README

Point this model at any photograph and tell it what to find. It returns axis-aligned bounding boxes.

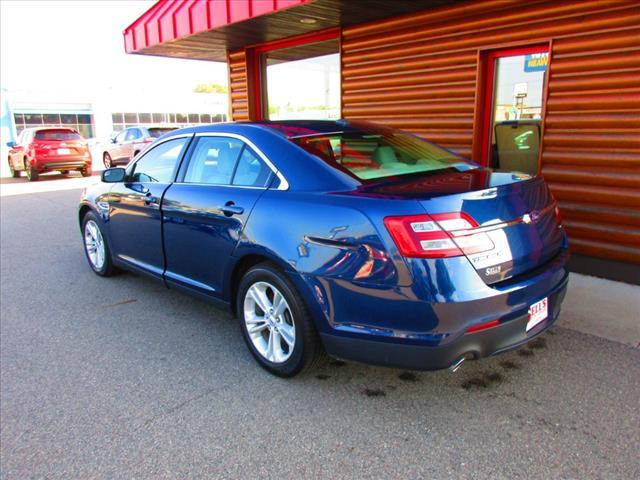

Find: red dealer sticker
[526,297,548,332]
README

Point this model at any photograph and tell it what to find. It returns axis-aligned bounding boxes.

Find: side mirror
[110,137,118,143]
[6,141,16,148]
[101,167,126,183]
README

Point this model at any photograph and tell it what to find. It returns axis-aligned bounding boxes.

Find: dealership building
[121,0,639,281]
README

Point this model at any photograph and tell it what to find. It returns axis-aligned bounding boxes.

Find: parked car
[102,126,177,168]
[7,127,92,181]
[78,120,569,377]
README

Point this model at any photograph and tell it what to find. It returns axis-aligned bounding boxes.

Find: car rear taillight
[384,212,494,258]
[32,142,51,155]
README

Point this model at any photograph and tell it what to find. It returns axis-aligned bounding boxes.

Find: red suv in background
[6,127,92,181]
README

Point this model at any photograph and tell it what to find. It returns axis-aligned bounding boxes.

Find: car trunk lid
[361,168,564,284]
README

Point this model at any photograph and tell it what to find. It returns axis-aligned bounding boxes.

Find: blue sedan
[79,120,569,377]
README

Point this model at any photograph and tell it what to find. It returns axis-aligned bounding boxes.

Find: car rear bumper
[35,159,91,171]
[321,278,567,371]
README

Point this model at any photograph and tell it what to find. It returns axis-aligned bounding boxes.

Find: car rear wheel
[8,159,19,178]
[103,152,112,168]
[237,263,324,377]
[82,212,116,277]
[24,158,38,182]
[81,166,92,177]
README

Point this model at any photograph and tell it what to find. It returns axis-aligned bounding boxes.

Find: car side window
[129,137,187,183]
[232,146,272,187]
[183,136,244,185]
[125,129,140,141]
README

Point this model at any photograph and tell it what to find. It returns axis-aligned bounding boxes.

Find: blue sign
[524,53,549,73]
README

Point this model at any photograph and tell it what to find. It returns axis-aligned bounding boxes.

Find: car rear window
[288,124,476,182]
[34,129,82,141]
[148,128,175,138]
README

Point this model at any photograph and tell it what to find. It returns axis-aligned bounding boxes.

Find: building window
[124,112,138,124]
[13,111,95,138]
[256,33,340,121]
[138,113,152,123]
[110,112,227,133]
[481,45,549,175]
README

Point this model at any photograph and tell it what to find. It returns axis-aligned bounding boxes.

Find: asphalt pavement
[1,175,639,479]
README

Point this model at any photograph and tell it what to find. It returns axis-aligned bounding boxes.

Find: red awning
[123,0,461,62]
[123,0,313,61]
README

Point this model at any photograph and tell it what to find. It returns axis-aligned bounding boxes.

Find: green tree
[193,83,228,94]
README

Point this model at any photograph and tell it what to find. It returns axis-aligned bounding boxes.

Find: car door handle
[220,202,244,217]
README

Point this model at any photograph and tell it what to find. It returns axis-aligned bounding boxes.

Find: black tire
[24,158,38,182]
[236,262,325,377]
[8,159,19,178]
[103,152,112,168]
[81,165,92,177]
[81,211,116,277]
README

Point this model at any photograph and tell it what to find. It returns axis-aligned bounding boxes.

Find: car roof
[158,120,363,192]
[166,119,366,138]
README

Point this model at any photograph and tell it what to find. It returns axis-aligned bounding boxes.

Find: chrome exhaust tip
[449,356,466,373]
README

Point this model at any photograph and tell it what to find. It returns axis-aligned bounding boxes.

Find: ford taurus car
[78,120,569,377]
[7,127,92,181]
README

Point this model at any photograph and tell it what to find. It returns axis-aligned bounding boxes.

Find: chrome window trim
[191,131,289,191]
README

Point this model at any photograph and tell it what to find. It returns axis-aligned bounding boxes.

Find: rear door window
[183,137,244,185]
[232,147,272,187]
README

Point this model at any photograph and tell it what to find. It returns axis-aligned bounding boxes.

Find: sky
[0,0,228,96]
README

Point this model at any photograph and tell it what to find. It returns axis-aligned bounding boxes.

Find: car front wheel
[82,212,116,276]
[237,263,324,377]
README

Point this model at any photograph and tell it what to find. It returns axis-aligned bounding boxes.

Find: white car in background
[102,126,176,168]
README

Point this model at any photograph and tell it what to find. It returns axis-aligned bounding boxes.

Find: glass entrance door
[481,46,549,175]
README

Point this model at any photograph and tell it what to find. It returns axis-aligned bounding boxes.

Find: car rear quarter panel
[235,187,569,343]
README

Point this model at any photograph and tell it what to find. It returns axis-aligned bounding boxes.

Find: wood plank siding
[227,49,250,121]
[229,0,640,264]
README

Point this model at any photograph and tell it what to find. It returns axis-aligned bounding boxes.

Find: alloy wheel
[243,281,296,364]
[84,220,106,270]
